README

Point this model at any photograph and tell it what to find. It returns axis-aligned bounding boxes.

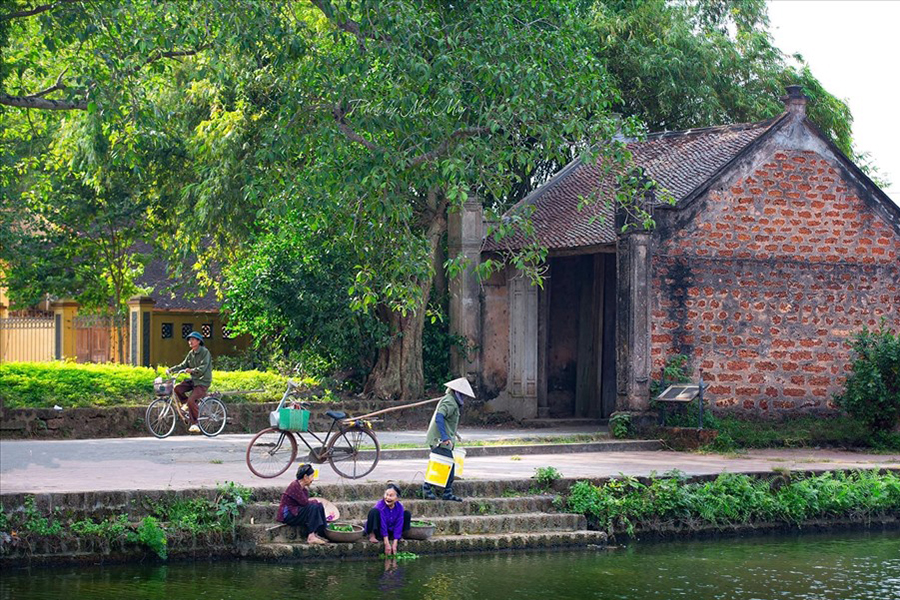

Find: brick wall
[652,149,900,414]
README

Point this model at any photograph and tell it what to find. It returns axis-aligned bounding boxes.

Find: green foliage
[135,517,167,560]
[592,0,857,158]
[69,514,132,540]
[214,481,251,531]
[835,323,900,434]
[609,413,633,439]
[565,470,900,536]
[650,354,691,398]
[21,496,62,536]
[703,414,873,452]
[422,295,469,389]
[223,220,385,378]
[533,466,563,490]
[0,361,292,408]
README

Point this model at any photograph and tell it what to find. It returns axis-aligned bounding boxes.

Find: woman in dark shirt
[275,464,329,545]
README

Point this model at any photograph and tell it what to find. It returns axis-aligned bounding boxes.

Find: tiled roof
[485,115,786,252]
[132,242,222,312]
[137,258,222,311]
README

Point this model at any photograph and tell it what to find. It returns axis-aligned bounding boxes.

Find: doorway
[544,252,616,418]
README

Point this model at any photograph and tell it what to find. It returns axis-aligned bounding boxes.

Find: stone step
[244,512,586,543]
[243,495,557,522]
[249,478,558,503]
[247,530,609,560]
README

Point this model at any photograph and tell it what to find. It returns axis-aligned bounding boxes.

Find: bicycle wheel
[146,398,176,438]
[326,425,380,479]
[198,397,227,437]
[246,427,298,478]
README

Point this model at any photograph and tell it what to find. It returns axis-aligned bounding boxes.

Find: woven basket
[154,378,174,396]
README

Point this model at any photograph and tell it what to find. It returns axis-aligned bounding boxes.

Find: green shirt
[425,392,460,449]
[171,345,212,388]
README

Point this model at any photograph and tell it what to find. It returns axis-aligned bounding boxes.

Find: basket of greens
[323,522,364,543]
[404,520,436,540]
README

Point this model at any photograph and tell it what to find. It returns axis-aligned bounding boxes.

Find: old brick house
[449,87,900,421]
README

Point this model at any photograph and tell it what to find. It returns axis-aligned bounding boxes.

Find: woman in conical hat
[423,377,475,502]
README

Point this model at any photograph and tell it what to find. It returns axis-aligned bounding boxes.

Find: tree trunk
[364,193,447,400]
[365,305,428,400]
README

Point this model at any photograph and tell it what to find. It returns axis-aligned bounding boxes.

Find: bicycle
[145,370,229,438]
[245,379,380,480]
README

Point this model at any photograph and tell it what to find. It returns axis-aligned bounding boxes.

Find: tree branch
[309,0,390,48]
[332,104,382,152]
[0,93,87,110]
[0,0,79,21]
[408,127,490,167]
[0,45,209,111]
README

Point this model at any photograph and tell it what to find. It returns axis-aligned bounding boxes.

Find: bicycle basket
[154,377,174,396]
[278,407,310,432]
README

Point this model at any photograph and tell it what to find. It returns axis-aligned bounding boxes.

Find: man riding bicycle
[167,331,212,434]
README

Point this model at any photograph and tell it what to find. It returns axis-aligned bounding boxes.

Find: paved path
[2,430,898,494]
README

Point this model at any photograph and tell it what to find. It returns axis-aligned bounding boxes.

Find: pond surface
[2,531,898,600]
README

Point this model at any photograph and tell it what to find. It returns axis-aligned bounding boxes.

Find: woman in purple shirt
[365,484,411,556]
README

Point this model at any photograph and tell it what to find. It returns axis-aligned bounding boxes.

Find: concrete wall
[651,121,900,415]
[150,309,250,368]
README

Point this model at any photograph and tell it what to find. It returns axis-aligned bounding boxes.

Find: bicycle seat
[325,410,347,421]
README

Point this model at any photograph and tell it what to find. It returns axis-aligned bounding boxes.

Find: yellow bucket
[424,452,454,487]
[453,447,466,478]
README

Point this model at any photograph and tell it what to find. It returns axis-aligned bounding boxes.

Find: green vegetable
[327,524,355,532]
[380,551,419,560]
[409,521,434,528]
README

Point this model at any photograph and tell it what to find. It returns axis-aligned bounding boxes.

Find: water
[2,531,898,600]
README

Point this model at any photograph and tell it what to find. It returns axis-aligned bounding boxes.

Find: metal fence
[0,316,55,362]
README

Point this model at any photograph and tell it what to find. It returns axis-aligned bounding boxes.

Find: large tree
[163,1,628,398]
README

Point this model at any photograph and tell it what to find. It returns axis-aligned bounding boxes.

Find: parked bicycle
[146,370,228,438]
[245,380,380,479]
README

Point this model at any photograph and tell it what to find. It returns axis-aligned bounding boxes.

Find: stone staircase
[237,479,607,560]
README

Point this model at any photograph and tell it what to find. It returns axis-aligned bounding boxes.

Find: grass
[0,361,324,408]
[660,407,885,451]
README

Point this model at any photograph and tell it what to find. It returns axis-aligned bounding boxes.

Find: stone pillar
[448,198,483,382]
[51,299,79,360]
[128,296,155,367]
[615,230,652,412]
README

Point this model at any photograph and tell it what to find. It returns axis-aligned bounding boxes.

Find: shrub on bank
[0,483,252,560]
[0,362,299,409]
[565,470,900,536]
[835,323,900,436]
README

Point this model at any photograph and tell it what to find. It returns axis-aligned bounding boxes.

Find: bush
[835,323,900,434]
[0,362,296,408]
[565,470,900,536]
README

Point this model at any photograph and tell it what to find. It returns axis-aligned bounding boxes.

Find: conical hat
[445,377,474,398]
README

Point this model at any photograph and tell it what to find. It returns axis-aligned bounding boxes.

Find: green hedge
[565,470,900,536]
[0,362,297,408]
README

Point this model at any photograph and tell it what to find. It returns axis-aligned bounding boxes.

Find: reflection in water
[1,531,898,600]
